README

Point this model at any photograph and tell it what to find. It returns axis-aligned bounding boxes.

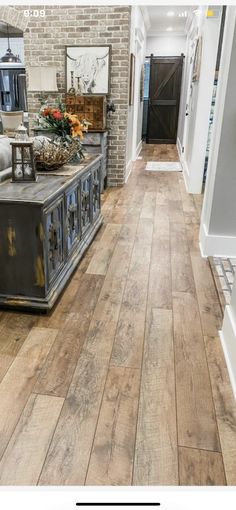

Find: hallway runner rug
[145,161,182,172]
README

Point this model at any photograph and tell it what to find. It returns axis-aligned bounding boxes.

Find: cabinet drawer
[83,145,102,155]
[83,133,101,145]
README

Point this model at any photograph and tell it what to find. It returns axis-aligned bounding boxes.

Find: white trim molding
[140,6,151,31]
[200,222,236,257]
[179,154,190,191]
[220,306,236,401]
[176,137,182,160]
[136,139,143,159]
[125,160,133,183]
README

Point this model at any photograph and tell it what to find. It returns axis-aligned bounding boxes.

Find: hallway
[0,145,236,485]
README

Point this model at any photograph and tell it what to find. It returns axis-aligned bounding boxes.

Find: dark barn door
[147,55,184,144]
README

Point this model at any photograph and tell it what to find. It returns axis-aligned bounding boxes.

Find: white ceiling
[144,5,197,37]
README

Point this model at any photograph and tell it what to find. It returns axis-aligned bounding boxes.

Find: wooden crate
[65,95,106,131]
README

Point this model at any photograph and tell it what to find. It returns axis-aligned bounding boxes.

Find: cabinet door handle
[82,190,90,209]
[68,205,77,232]
[68,204,77,213]
[49,225,58,251]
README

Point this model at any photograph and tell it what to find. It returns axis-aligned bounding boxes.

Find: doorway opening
[202,6,226,191]
[145,54,184,144]
[0,21,27,134]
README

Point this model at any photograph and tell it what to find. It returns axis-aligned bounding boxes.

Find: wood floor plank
[166,173,182,202]
[34,274,104,398]
[86,367,140,485]
[109,214,152,369]
[170,222,195,294]
[110,302,146,369]
[168,200,185,224]
[105,224,137,280]
[193,193,204,220]
[135,218,153,246]
[204,335,236,485]
[133,308,178,485]
[179,446,226,485]
[38,319,119,485]
[191,253,223,336]
[110,237,152,368]
[38,272,127,485]
[184,215,201,253]
[92,276,127,324]
[140,191,156,219]
[118,223,138,244]
[0,313,38,382]
[73,238,100,276]
[108,206,129,224]
[173,292,220,452]
[37,277,80,329]
[0,327,58,460]
[0,394,63,485]
[178,177,199,217]
[148,205,172,309]
[86,223,121,275]
[128,243,152,282]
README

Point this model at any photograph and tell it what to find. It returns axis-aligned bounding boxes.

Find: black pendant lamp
[0,24,21,63]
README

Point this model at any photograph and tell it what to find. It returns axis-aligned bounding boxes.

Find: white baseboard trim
[200,222,236,257]
[219,305,236,401]
[136,139,143,159]
[125,159,133,183]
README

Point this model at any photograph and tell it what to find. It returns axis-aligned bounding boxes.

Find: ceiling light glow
[167,11,175,17]
[166,27,173,31]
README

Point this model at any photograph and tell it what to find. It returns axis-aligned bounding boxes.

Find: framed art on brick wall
[66,45,111,95]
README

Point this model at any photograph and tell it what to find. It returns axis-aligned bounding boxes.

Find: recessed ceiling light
[167,11,175,17]
[166,27,173,31]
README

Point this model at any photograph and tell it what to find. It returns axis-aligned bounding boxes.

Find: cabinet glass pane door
[66,186,79,253]
[81,174,91,233]
[46,199,64,282]
[92,166,100,218]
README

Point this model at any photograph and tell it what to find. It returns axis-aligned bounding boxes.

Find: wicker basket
[33,137,81,171]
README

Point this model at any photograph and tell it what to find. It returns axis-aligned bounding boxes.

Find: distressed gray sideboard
[0,154,103,311]
[82,130,108,190]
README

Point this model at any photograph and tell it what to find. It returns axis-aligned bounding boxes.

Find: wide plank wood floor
[0,143,236,485]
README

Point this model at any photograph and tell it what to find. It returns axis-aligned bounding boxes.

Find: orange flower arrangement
[64,113,84,138]
[35,97,90,160]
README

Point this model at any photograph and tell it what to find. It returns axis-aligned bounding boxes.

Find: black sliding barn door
[147,55,184,144]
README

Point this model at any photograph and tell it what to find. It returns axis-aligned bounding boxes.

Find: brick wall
[0,5,131,186]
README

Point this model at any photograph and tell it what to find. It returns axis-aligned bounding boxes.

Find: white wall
[0,37,24,63]
[179,8,221,194]
[200,7,236,256]
[126,6,146,179]
[146,35,186,56]
[177,31,195,152]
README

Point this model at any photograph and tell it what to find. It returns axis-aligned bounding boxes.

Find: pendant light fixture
[0,23,21,63]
